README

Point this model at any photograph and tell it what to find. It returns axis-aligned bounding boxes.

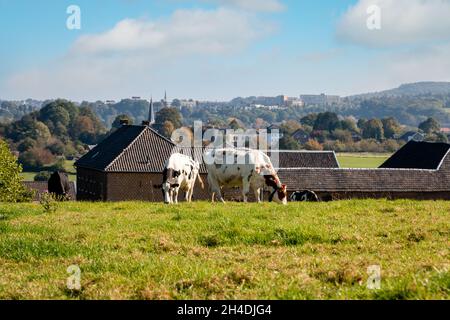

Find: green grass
[337,154,391,168]
[0,200,448,300]
[20,160,77,182]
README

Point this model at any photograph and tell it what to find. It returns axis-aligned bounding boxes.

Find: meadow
[0,200,448,300]
[337,153,390,169]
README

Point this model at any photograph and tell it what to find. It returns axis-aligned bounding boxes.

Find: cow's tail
[197,174,205,190]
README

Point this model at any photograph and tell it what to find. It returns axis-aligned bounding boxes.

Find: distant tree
[0,139,31,202]
[111,114,134,129]
[362,119,384,140]
[340,118,358,133]
[313,112,340,132]
[279,135,301,150]
[300,114,318,127]
[46,139,66,156]
[425,132,448,143]
[357,118,368,130]
[156,108,182,129]
[19,147,55,171]
[280,120,302,135]
[304,139,323,151]
[382,117,402,139]
[17,138,36,152]
[332,129,353,143]
[38,101,71,135]
[161,121,175,139]
[419,117,441,134]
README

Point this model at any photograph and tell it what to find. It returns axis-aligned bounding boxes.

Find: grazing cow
[290,190,320,202]
[204,148,288,204]
[48,171,71,200]
[154,153,204,204]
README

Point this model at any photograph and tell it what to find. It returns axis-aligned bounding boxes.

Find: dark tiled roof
[380,141,450,170]
[278,168,449,192]
[269,151,339,169]
[75,125,147,171]
[76,125,341,173]
[106,127,176,172]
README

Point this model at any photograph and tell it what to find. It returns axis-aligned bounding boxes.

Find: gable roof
[268,151,339,169]
[379,141,450,170]
[75,125,341,173]
[75,125,176,172]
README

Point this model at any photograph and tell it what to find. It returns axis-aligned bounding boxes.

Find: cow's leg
[208,177,225,203]
[242,180,250,203]
[254,188,262,203]
[188,182,195,202]
[173,188,179,204]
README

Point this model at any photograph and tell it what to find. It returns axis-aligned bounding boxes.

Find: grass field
[20,160,77,182]
[337,154,391,169]
[0,201,448,300]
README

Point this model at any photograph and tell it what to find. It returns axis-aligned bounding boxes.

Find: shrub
[39,192,57,213]
[34,171,52,182]
[0,139,32,202]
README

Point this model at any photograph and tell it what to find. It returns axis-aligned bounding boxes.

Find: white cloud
[386,44,450,83]
[202,0,285,12]
[337,0,450,47]
[72,8,265,56]
[3,8,274,101]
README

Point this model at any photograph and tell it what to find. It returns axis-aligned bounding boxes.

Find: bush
[34,171,52,182]
[39,192,57,213]
[0,139,33,202]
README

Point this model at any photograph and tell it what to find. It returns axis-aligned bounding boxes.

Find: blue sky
[1,0,450,101]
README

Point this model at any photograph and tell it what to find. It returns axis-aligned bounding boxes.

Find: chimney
[142,120,150,126]
[120,119,129,126]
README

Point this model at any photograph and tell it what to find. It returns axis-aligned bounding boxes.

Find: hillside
[3,82,450,128]
[350,82,450,99]
[0,200,448,300]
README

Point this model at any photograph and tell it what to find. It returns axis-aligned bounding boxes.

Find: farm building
[75,122,450,202]
[279,141,450,200]
[74,123,339,202]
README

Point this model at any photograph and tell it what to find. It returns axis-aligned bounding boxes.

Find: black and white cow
[290,190,320,202]
[204,148,288,204]
[155,153,204,204]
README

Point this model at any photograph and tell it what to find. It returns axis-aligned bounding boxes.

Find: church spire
[148,96,155,125]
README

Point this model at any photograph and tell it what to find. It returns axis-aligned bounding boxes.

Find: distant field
[337,154,391,168]
[20,160,76,182]
[0,200,448,300]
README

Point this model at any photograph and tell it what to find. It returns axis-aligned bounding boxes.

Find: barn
[279,141,450,200]
[74,123,339,201]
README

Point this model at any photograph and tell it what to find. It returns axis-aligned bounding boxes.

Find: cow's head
[265,175,287,205]
[270,184,288,205]
[264,175,281,189]
[160,168,181,204]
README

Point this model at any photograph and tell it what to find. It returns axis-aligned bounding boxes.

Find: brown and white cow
[204,148,287,204]
[155,153,204,204]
